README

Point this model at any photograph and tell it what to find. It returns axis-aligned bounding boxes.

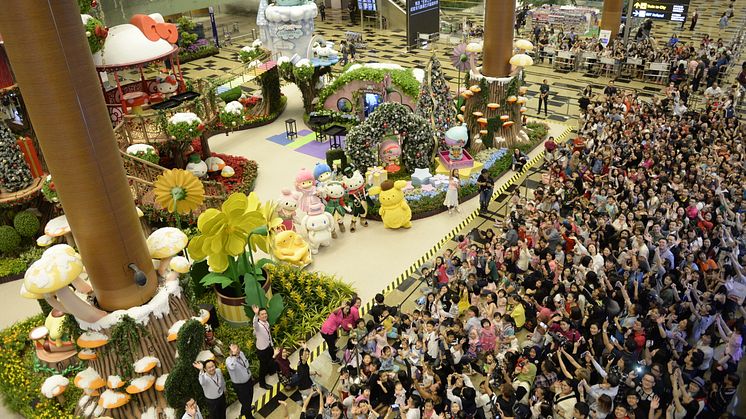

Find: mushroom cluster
[41,374,69,404]
[146,227,188,279]
[22,244,105,323]
[76,331,109,361]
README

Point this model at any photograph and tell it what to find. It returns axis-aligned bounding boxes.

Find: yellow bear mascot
[369,180,412,229]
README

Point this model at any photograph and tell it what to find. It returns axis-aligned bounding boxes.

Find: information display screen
[358,0,377,11]
[406,0,439,47]
[631,0,690,22]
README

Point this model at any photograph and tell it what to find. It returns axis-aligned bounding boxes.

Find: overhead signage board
[406,0,439,48]
[631,0,690,22]
[358,0,377,11]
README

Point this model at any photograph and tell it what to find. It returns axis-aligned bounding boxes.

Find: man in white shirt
[226,343,255,418]
[704,82,723,104]
[252,305,275,390]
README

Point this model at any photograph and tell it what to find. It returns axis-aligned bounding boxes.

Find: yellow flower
[188,192,267,272]
[154,169,205,214]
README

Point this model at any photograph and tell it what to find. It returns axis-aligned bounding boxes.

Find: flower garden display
[368,180,412,229]
[189,192,284,325]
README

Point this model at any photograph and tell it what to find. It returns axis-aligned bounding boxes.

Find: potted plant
[187,192,284,326]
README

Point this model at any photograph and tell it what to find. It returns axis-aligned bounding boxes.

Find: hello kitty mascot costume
[277,188,300,231]
[295,168,322,213]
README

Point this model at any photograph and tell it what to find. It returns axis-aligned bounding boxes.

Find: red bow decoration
[130,14,178,44]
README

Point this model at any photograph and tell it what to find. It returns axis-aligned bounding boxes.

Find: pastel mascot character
[276,188,300,231]
[324,180,351,236]
[301,202,335,254]
[379,139,402,173]
[156,72,179,98]
[369,180,412,229]
[273,230,312,266]
[313,162,333,199]
[341,167,369,231]
[295,167,322,213]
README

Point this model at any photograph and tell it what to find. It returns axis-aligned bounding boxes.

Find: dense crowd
[281,86,745,419]
[528,22,736,93]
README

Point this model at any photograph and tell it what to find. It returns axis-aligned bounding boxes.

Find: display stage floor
[265,128,347,159]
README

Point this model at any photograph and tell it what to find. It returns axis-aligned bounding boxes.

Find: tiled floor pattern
[187,2,743,126]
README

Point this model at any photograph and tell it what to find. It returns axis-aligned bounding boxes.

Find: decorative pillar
[600,0,624,39]
[482,0,515,78]
[0,0,158,311]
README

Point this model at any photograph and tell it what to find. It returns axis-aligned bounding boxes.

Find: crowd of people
[275,84,746,419]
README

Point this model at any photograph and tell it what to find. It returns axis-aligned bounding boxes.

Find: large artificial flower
[153,169,205,214]
[188,192,281,272]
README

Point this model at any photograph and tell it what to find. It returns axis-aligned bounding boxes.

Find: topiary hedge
[165,319,206,415]
[13,211,40,238]
[0,225,21,254]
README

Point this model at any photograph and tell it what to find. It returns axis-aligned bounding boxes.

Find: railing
[122,152,227,210]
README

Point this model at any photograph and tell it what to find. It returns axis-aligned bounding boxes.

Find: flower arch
[345,103,435,172]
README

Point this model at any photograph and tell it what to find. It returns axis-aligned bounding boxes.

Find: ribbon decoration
[130,14,178,44]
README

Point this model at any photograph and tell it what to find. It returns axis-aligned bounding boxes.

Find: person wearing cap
[226,343,254,419]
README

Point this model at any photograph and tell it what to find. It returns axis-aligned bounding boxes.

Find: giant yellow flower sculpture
[153,169,205,214]
[188,192,282,273]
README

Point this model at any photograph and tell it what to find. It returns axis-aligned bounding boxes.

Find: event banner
[631,0,690,22]
[406,0,440,48]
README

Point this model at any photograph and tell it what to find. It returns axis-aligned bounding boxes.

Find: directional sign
[631,0,690,22]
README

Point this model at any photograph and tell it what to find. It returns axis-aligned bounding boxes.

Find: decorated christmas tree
[0,121,32,192]
[417,55,455,153]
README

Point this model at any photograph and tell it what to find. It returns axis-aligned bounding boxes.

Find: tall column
[600,0,624,39]
[0,0,158,311]
[482,0,515,78]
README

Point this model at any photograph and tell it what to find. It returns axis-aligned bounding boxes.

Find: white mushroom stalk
[23,245,107,323]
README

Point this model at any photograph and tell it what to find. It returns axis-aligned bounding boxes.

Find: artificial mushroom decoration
[166,255,191,282]
[29,325,49,349]
[36,234,55,247]
[155,374,169,391]
[469,85,481,93]
[472,111,484,118]
[193,308,211,325]
[41,374,69,405]
[167,320,185,342]
[514,39,534,51]
[23,244,107,323]
[133,356,161,374]
[125,375,156,394]
[44,214,75,247]
[97,389,131,409]
[487,103,500,111]
[509,53,534,68]
[107,375,124,390]
[74,367,106,397]
[77,331,109,348]
[507,96,518,104]
[78,348,97,361]
[146,227,188,278]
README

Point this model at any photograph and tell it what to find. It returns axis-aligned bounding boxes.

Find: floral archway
[345,102,435,172]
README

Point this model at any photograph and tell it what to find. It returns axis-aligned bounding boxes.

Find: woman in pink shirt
[341,296,361,332]
[320,303,351,364]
